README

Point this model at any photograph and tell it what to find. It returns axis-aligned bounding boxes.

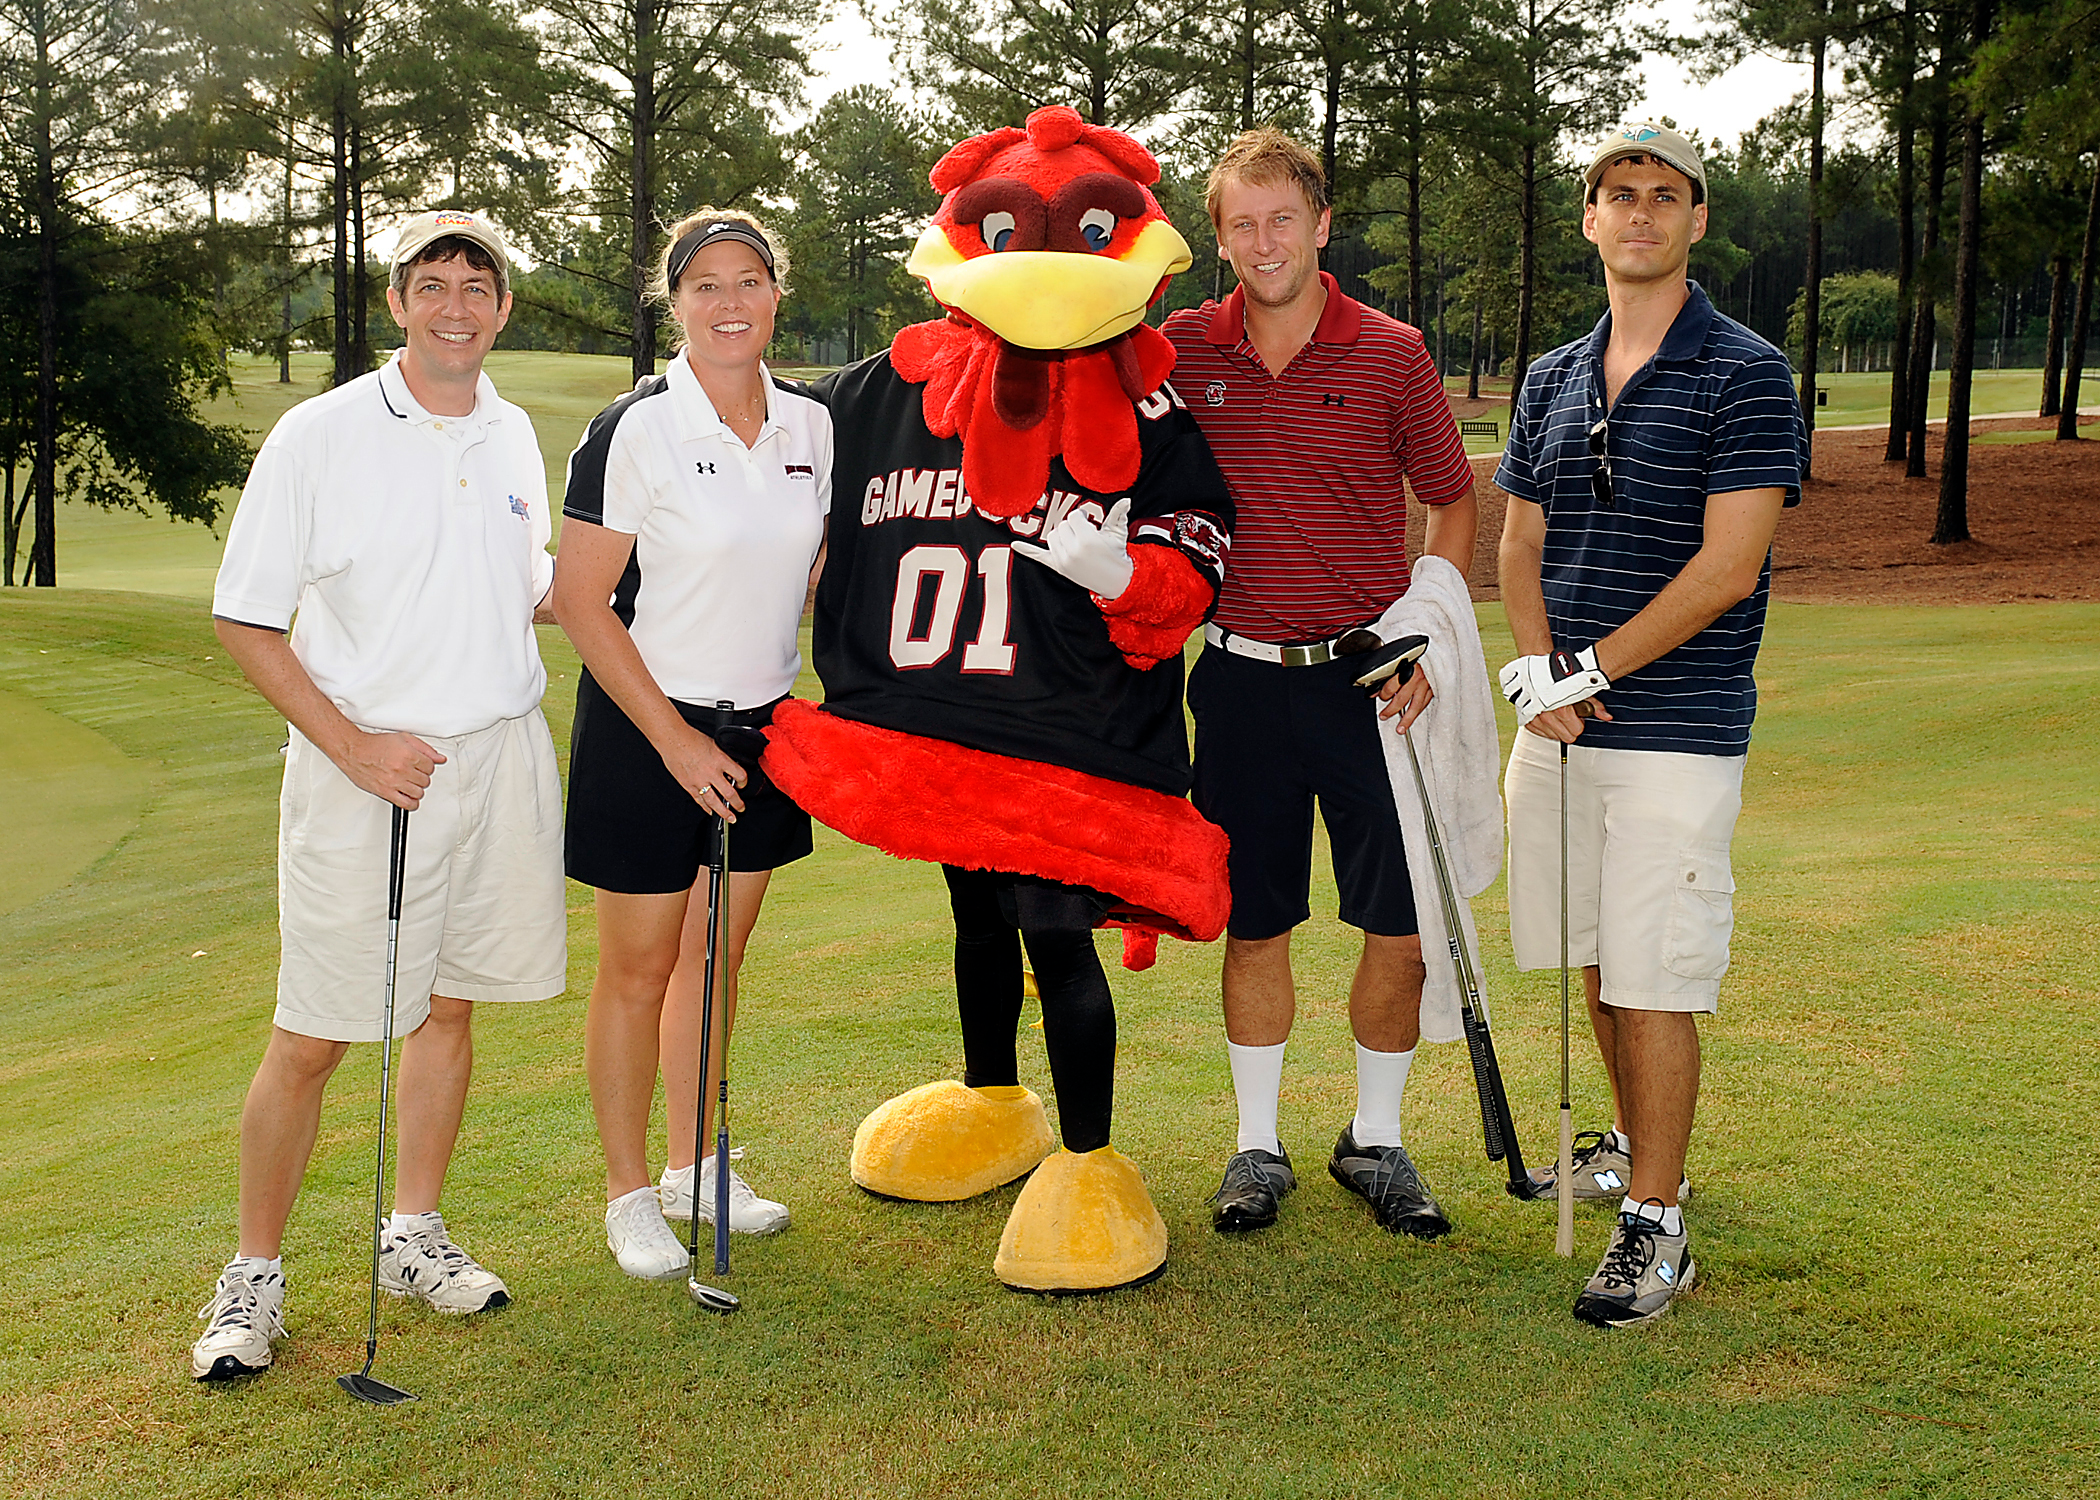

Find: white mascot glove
[1499,646,1610,725]
[1011,498,1134,600]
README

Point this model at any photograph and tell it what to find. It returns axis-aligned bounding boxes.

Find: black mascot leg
[942,864,1024,1089]
[1011,882,1115,1154]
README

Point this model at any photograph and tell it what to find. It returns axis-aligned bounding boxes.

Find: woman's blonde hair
[650,207,792,317]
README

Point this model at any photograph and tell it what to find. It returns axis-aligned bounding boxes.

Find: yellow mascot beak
[906,219,1193,351]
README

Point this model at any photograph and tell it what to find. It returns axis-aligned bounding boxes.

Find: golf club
[1350,634,1533,1197]
[1557,740,1574,1258]
[687,706,758,1315]
[339,803,418,1407]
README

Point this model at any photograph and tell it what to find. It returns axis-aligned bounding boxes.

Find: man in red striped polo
[1163,128,1479,1240]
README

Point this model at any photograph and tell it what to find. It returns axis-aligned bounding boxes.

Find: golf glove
[1500,646,1609,724]
[1012,498,1133,600]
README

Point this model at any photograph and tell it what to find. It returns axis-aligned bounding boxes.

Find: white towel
[1368,556,1504,1044]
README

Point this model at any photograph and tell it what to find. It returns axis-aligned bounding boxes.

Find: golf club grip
[1461,1004,1516,1159]
[386,804,408,921]
[1458,1000,1505,1158]
[713,1125,731,1274]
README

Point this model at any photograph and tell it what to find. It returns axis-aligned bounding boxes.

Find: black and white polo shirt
[562,353,832,708]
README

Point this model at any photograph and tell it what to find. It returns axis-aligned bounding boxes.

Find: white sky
[802,0,1824,152]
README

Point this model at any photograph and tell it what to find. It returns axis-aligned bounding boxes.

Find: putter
[1557,741,1575,1258]
[1349,634,1533,1196]
[339,803,419,1407]
[687,705,745,1315]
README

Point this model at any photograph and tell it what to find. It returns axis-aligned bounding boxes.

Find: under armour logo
[696,462,717,475]
[1321,393,1345,407]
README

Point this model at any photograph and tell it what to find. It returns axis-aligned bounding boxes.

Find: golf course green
[0,352,2094,1497]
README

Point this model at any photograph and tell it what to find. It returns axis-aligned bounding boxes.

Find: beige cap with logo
[1584,124,1707,198]
[390,210,512,276]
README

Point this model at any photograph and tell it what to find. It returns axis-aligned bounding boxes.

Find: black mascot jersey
[811,352,1235,796]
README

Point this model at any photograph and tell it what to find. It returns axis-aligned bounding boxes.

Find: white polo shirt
[213,351,554,737]
[562,352,831,708]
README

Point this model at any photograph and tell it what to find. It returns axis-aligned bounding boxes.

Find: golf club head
[688,1278,741,1314]
[711,723,769,771]
[337,1371,418,1406]
[1344,633,1429,693]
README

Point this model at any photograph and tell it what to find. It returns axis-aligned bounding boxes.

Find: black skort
[566,671,813,893]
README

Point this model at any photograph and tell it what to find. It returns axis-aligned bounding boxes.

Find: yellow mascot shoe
[850,1080,1055,1202]
[993,1146,1169,1294]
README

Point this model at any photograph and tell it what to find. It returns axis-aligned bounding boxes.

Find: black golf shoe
[1209,1144,1296,1232]
[1328,1127,1452,1239]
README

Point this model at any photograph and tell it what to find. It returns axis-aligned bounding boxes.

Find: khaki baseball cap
[1584,124,1706,198]
[390,209,511,276]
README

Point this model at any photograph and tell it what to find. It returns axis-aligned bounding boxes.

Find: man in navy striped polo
[1164,129,1480,1242]
[1496,124,1806,1326]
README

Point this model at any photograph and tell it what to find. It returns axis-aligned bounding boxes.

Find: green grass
[0,685,150,915]
[1,591,2095,1497]
[1806,369,2060,429]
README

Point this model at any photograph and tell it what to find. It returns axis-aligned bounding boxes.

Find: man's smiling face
[1214,175,1330,313]
[1584,156,1708,287]
[386,251,510,379]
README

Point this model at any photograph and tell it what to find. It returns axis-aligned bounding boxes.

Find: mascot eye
[1079,208,1117,251]
[982,212,1018,252]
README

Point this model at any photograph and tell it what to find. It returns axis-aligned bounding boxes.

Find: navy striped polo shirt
[1495,283,1805,757]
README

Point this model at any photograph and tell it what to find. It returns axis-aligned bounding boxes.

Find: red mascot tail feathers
[761,699,1229,966]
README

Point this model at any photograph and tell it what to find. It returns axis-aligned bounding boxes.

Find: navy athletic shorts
[1188,645,1419,942]
[565,671,812,893]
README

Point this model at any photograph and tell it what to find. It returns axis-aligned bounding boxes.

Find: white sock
[661,1163,694,1188]
[386,1210,441,1234]
[1228,1040,1287,1155]
[1608,1127,1632,1154]
[1620,1197,1683,1234]
[228,1254,282,1279]
[1350,1043,1415,1148]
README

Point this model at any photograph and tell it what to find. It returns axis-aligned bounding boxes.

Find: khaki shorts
[275,711,567,1042]
[1504,732,1745,1014]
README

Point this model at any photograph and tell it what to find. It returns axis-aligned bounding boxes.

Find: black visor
[667,221,776,290]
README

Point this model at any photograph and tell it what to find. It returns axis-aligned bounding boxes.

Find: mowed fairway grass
[0,581,2094,1497]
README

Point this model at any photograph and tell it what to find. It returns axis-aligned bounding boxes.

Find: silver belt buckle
[1207,623,1355,666]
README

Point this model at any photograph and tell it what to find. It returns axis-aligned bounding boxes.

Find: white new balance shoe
[378,1212,512,1313]
[191,1259,286,1381]
[606,1184,692,1279]
[660,1152,790,1235]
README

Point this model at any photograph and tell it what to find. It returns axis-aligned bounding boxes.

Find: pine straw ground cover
[0,591,2093,1498]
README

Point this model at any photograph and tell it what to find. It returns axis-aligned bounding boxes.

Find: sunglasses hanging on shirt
[1587,416,1614,510]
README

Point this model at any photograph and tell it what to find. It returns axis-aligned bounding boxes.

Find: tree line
[1,0,2095,584]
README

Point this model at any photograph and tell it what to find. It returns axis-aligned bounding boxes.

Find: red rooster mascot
[762,106,1234,1293]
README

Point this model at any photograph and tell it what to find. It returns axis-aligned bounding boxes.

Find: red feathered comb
[929,106,1162,193]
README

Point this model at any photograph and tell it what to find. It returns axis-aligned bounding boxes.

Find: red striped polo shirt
[1162,273,1473,642]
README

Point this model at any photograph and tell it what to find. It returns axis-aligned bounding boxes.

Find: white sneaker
[606,1185,692,1279]
[378,1212,512,1313]
[191,1260,286,1381]
[660,1152,790,1235]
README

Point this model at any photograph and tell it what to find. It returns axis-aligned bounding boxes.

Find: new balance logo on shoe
[1592,1169,1624,1192]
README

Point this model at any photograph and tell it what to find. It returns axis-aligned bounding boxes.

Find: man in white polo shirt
[191,211,566,1382]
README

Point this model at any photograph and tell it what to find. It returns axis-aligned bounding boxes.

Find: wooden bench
[1459,419,1499,438]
